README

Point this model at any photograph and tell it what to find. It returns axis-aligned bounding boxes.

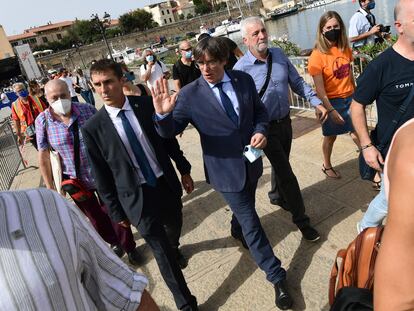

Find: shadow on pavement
[180,158,374,310]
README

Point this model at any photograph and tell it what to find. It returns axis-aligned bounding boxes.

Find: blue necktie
[118,110,157,187]
[215,82,239,126]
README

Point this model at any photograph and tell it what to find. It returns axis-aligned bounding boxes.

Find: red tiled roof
[7,21,74,41]
[7,32,37,41]
[26,21,74,33]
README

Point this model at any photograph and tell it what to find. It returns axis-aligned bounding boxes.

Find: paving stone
[9,106,378,311]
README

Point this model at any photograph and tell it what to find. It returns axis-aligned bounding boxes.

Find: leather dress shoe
[174,248,188,269]
[230,230,248,249]
[274,280,293,310]
[127,248,143,266]
[111,244,125,258]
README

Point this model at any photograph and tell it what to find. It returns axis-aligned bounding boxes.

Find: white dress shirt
[205,72,240,116]
[105,97,163,185]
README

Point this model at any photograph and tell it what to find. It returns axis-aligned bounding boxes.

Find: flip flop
[322,164,341,179]
[372,180,381,191]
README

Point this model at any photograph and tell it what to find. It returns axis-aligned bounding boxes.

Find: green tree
[186,13,194,19]
[194,0,212,15]
[73,20,101,44]
[119,9,155,34]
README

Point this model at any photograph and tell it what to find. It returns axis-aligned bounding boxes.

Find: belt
[270,113,290,124]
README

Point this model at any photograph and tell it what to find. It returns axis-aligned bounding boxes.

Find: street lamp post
[91,12,114,61]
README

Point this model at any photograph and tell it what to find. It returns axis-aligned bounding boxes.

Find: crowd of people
[1,0,414,310]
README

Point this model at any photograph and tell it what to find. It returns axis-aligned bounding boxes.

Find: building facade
[7,21,74,49]
[0,26,14,59]
[144,1,178,26]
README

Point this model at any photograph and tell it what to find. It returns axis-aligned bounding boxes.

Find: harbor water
[228,0,397,50]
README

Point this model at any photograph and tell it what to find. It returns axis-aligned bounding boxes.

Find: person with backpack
[140,49,170,89]
[234,17,322,244]
[351,0,414,233]
[35,79,142,266]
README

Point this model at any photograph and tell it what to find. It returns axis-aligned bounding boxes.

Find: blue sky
[2,0,159,35]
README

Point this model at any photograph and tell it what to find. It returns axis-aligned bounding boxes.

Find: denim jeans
[80,90,95,106]
[359,175,388,230]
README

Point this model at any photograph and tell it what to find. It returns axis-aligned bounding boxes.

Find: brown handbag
[329,226,384,306]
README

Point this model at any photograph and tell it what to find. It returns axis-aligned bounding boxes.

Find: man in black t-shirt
[172,40,201,91]
[197,33,244,70]
[351,0,414,232]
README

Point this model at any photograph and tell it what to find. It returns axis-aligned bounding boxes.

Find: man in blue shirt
[235,16,327,242]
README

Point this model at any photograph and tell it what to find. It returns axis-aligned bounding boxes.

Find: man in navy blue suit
[153,37,293,310]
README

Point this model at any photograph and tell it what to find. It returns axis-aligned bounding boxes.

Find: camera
[378,24,391,33]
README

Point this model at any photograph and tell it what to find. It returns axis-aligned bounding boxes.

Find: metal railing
[0,117,31,190]
[288,55,378,127]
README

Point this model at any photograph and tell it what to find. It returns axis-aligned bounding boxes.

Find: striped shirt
[35,103,96,189]
[0,189,148,311]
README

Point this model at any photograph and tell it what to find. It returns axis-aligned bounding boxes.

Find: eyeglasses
[195,59,220,69]
[181,48,192,52]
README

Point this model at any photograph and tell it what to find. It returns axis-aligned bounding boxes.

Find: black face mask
[324,28,341,42]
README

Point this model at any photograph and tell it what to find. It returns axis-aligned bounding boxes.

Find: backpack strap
[72,120,80,178]
[375,84,414,153]
[258,51,273,99]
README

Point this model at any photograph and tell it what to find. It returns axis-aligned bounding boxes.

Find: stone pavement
[9,96,377,311]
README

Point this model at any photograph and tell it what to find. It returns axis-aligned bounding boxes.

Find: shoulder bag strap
[258,51,273,99]
[376,84,414,151]
[72,120,80,178]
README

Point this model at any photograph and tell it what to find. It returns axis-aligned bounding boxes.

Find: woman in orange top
[308,11,359,179]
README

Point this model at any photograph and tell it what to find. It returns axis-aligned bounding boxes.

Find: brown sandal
[322,164,341,179]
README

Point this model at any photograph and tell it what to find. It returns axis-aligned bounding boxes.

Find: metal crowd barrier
[288,55,378,127]
[0,117,31,190]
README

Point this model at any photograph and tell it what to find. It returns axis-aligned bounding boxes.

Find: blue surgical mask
[124,72,135,82]
[17,90,29,98]
[366,1,375,10]
[146,55,154,62]
[185,51,193,59]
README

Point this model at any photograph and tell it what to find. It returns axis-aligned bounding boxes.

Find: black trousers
[29,134,38,150]
[137,177,197,310]
[263,118,310,229]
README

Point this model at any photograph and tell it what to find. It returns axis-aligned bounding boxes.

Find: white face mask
[51,98,72,115]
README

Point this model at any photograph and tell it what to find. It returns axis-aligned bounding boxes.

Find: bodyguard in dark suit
[152,37,293,310]
[81,60,198,311]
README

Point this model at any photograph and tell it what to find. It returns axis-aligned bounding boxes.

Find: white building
[144,1,177,26]
[176,1,196,18]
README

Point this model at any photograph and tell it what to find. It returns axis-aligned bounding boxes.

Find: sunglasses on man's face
[181,48,192,52]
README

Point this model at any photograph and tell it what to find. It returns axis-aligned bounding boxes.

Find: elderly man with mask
[140,49,170,89]
[35,79,142,265]
[11,82,47,149]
